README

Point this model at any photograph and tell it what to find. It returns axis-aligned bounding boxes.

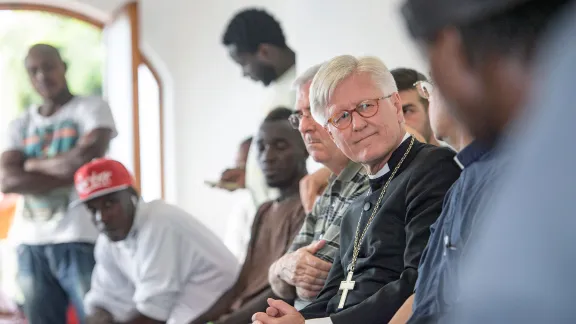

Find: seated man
[252,55,461,324]
[389,79,477,324]
[391,68,440,146]
[392,0,572,321]
[79,159,239,324]
[220,137,257,263]
[195,107,309,324]
[269,63,370,310]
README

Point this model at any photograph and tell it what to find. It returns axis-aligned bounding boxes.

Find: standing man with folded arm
[0,44,116,324]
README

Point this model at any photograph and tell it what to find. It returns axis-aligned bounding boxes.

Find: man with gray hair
[252,55,460,324]
[268,63,369,310]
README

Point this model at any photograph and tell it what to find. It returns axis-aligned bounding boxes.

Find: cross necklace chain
[337,136,415,310]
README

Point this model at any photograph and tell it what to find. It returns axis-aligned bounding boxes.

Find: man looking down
[81,159,238,324]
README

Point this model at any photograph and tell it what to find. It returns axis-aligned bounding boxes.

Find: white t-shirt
[84,200,239,324]
[5,96,117,245]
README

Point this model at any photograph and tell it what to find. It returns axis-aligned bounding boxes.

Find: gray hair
[292,63,324,90]
[310,55,398,125]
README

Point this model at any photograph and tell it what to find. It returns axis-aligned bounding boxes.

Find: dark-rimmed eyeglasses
[324,95,392,130]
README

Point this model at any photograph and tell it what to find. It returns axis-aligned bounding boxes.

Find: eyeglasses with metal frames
[288,108,313,129]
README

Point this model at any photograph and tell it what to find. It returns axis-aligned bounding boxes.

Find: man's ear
[391,92,404,124]
[255,43,274,64]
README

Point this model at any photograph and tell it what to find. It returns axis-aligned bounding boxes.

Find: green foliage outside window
[0,10,103,112]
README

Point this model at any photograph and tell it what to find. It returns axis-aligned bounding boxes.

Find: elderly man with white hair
[251,55,461,324]
[268,63,369,310]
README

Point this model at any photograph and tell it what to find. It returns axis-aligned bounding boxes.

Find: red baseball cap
[73,158,135,205]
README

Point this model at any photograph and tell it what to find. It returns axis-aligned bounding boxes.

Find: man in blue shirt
[394,0,574,322]
[444,2,576,323]
[389,80,487,324]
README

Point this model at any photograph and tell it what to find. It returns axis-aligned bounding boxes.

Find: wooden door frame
[0,2,166,199]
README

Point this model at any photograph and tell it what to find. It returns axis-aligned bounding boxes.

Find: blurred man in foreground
[400,0,573,321]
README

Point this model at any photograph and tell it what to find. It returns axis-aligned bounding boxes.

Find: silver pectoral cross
[338,271,355,310]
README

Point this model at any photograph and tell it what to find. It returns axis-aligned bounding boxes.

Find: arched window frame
[0,2,166,198]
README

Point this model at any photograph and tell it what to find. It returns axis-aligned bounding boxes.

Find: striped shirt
[289,162,368,309]
[288,162,368,260]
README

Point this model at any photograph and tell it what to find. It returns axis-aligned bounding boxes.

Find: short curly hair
[264,106,294,122]
[222,8,287,53]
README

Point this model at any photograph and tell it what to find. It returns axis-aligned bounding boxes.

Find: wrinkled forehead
[295,81,312,111]
[327,73,384,114]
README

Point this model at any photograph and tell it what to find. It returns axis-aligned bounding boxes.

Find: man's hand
[277,241,332,299]
[252,298,305,324]
[0,151,71,194]
[217,167,246,191]
[23,158,42,172]
[299,167,331,214]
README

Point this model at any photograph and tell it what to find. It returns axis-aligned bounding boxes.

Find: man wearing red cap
[76,159,239,324]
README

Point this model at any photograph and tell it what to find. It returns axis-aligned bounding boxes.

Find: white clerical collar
[366,133,411,179]
[368,164,389,179]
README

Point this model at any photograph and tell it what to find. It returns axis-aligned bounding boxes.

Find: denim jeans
[16,243,96,324]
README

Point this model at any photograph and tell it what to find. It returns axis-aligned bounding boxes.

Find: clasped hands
[251,298,305,324]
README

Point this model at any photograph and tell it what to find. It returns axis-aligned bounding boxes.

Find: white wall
[139,1,287,236]
[282,0,427,74]
[141,0,427,237]
[0,0,426,237]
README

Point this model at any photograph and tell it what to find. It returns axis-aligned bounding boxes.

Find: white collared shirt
[84,200,239,324]
[366,132,411,179]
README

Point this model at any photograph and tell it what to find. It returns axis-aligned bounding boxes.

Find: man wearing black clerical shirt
[251,55,461,324]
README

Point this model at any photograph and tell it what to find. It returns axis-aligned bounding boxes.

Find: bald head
[25,43,68,101]
[27,44,63,61]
